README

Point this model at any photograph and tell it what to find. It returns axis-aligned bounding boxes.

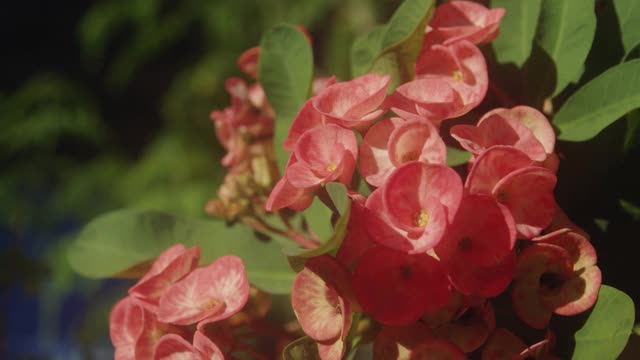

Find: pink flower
[353,246,451,325]
[466,146,557,239]
[110,297,183,360]
[291,256,354,359]
[511,229,601,329]
[313,73,390,131]
[424,1,505,47]
[153,332,224,360]
[365,162,463,254]
[383,78,463,124]
[359,110,446,187]
[267,124,357,212]
[435,194,516,267]
[286,124,358,188]
[128,244,200,313]
[451,106,556,163]
[157,255,249,326]
[415,40,488,119]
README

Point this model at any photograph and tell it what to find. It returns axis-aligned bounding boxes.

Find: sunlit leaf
[68,209,295,294]
[555,59,640,141]
[536,0,596,96]
[614,0,640,55]
[570,285,634,359]
[492,0,542,67]
[259,24,314,171]
[350,0,435,90]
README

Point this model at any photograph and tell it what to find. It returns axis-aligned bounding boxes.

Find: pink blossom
[451,106,555,162]
[424,1,505,47]
[128,244,200,313]
[415,40,488,119]
[466,146,557,239]
[359,111,446,187]
[383,78,463,124]
[291,256,354,359]
[365,162,463,254]
[157,255,249,326]
[353,246,451,325]
[313,73,390,131]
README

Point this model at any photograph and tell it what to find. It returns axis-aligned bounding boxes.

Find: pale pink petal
[465,145,533,194]
[493,167,557,239]
[293,124,358,181]
[384,78,463,124]
[110,297,145,360]
[284,98,327,152]
[291,256,352,342]
[157,256,249,325]
[487,106,555,155]
[426,1,505,45]
[313,73,390,130]
[317,337,345,360]
[388,119,446,167]
[129,245,200,307]
[365,189,423,253]
[153,334,199,360]
[193,331,224,360]
[359,117,405,187]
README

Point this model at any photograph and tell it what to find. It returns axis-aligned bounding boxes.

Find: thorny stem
[241,215,319,249]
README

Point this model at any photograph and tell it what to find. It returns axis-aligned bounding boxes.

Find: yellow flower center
[452,70,463,82]
[326,163,337,172]
[414,209,429,227]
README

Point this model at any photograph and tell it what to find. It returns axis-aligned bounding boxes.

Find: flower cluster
[109,244,251,359]
[111,1,605,359]
[205,46,278,221]
[262,1,600,359]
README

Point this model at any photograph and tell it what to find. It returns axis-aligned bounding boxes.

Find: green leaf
[555,59,640,141]
[446,146,471,166]
[259,24,314,171]
[284,183,352,270]
[282,336,321,360]
[492,0,542,67]
[571,285,634,360]
[67,209,296,294]
[535,0,596,96]
[350,0,435,90]
[614,0,640,55]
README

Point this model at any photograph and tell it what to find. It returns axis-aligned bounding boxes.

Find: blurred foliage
[0,0,389,356]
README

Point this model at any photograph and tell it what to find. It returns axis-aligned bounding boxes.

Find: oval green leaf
[614,0,640,55]
[259,24,313,171]
[555,59,640,141]
[492,0,542,67]
[536,0,596,96]
[67,209,296,294]
[571,285,634,359]
[350,0,435,90]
